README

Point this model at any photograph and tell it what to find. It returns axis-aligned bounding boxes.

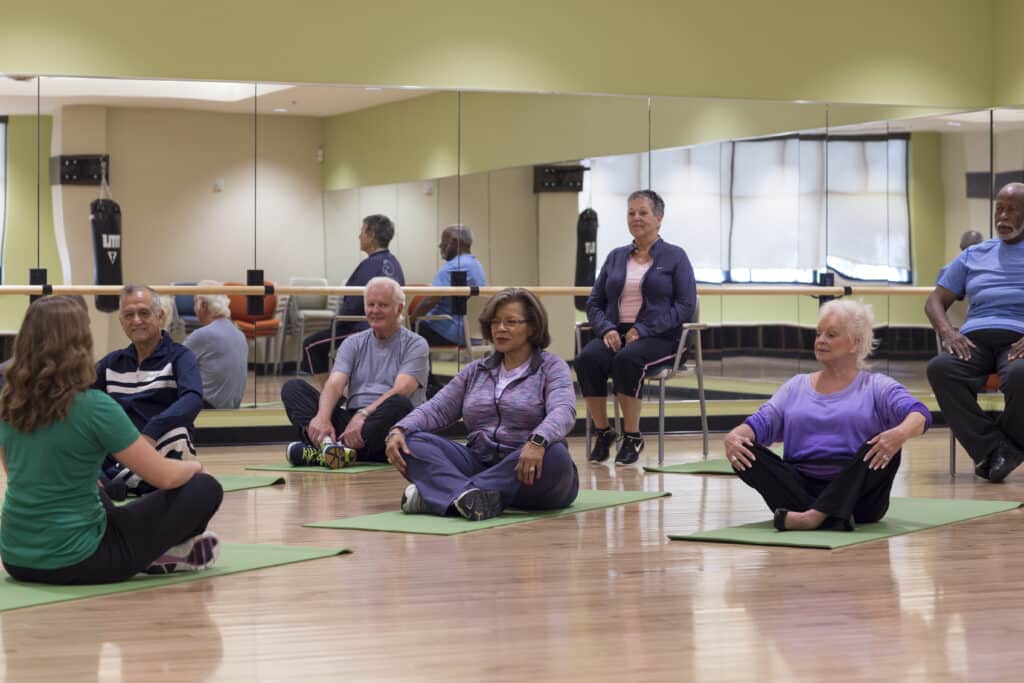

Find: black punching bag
[574,208,598,311]
[91,197,123,312]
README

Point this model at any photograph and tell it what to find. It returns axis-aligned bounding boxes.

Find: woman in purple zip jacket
[575,189,697,466]
[724,299,931,532]
[384,288,578,521]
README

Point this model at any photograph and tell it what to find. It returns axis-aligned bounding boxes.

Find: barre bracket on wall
[533,165,586,193]
[49,154,110,186]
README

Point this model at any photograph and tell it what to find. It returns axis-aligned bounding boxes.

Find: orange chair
[226,281,281,373]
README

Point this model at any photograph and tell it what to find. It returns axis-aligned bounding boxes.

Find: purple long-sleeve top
[744,371,932,479]
[395,349,576,466]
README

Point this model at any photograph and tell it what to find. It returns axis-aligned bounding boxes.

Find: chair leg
[658,379,666,466]
[585,404,592,455]
[294,320,306,374]
[694,331,709,460]
[949,429,956,477]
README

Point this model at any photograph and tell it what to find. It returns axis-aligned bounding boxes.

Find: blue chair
[172,281,200,332]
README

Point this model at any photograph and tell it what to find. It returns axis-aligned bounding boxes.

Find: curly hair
[0,296,96,433]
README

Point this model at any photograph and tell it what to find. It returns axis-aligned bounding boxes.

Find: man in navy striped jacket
[95,284,204,497]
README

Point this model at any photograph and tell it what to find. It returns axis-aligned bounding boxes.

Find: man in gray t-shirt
[183,284,249,409]
[281,277,429,465]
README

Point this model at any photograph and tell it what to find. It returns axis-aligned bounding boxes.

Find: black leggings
[2,473,223,585]
[734,443,900,524]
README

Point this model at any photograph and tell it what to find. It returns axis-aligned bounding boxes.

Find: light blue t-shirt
[936,239,1024,335]
[422,254,487,345]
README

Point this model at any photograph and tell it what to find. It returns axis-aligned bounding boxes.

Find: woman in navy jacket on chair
[574,189,697,465]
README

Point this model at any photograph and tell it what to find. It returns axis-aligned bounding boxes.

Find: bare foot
[783,509,827,530]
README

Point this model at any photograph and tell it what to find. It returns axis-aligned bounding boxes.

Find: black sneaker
[615,434,645,466]
[453,488,504,521]
[988,443,1023,483]
[588,428,619,463]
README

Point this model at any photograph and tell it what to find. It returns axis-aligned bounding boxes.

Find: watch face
[530,434,546,446]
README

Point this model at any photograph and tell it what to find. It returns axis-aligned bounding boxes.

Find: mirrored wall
[0,73,1013,413]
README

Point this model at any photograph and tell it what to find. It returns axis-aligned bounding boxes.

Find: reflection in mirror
[646,97,828,401]
[456,91,650,364]
[825,104,992,393]
[33,76,261,410]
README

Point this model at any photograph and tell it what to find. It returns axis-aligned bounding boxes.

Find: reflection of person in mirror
[95,285,204,498]
[184,281,248,409]
[301,214,406,386]
[724,300,930,532]
[574,189,697,466]
[407,224,487,347]
[281,277,428,468]
[387,288,578,522]
[0,296,223,584]
[927,182,1024,482]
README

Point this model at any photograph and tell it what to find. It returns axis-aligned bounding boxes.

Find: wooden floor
[3,431,1024,682]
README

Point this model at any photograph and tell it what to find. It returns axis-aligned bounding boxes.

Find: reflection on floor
[3,431,1023,681]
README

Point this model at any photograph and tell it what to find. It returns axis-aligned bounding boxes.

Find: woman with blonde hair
[724,299,931,531]
[0,296,223,584]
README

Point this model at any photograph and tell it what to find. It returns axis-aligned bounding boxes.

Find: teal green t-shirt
[0,390,139,570]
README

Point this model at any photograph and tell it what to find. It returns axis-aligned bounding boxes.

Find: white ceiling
[0,77,434,117]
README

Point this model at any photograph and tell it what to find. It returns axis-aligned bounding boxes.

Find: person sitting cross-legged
[0,296,223,585]
[281,277,428,467]
[385,288,578,521]
[95,285,204,498]
[724,300,931,532]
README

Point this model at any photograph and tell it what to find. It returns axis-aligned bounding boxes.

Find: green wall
[1,116,62,332]
[0,1,995,107]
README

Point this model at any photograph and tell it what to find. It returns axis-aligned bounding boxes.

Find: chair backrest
[289,276,329,311]
[225,281,277,323]
[171,281,197,318]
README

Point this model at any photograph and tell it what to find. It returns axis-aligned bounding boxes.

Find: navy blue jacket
[94,331,203,440]
[339,249,406,317]
[586,238,697,341]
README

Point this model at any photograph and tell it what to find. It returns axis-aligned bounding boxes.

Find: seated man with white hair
[183,280,249,409]
[281,277,429,467]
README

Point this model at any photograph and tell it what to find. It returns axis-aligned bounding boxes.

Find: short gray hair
[363,214,395,248]
[628,189,665,218]
[120,284,162,314]
[818,299,879,367]
[195,280,231,318]
[366,276,405,309]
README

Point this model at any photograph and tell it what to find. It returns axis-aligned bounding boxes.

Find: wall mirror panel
[0,73,1010,422]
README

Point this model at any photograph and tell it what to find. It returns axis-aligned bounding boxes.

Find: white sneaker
[401,483,428,514]
[145,531,221,574]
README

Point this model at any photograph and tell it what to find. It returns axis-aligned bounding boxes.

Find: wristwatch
[528,433,549,448]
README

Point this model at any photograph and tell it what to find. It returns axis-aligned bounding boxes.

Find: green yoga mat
[214,474,285,491]
[644,459,735,475]
[305,488,671,535]
[0,543,349,612]
[669,497,1022,549]
[246,463,391,475]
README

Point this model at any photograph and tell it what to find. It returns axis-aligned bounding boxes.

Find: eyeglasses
[489,318,528,329]
[120,309,155,321]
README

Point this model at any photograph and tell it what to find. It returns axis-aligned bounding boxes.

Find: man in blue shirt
[409,224,487,347]
[301,214,406,384]
[926,182,1024,482]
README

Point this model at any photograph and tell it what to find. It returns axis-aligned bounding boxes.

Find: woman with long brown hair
[0,296,223,584]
